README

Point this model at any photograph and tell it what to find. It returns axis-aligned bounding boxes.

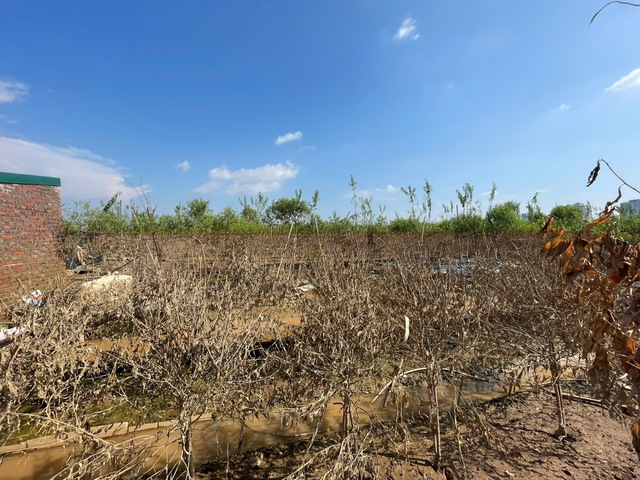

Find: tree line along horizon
[62,177,640,240]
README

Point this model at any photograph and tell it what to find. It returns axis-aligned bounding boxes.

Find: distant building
[620,199,640,216]
[571,203,589,218]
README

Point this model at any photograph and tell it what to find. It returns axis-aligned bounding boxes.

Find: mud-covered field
[1,233,637,479]
[201,385,639,480]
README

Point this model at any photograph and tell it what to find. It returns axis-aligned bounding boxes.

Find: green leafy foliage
[61,178,633,237]
[389,217,422,233]
[550,205,584,232]
[265,191,312,226]
[486,201,525,233]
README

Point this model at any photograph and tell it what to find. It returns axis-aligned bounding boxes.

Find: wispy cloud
[0,113,18,125]
[194,161,299,195]
[0,136,146,200]
[348,184,400,199]
[393,16,419,41]
[380,184,399,194]
[275,131,303,146]
[299,145,317,152]
[605,67,640,92]
[550,103,571,113]
[0,78,29,103]
[176,160,191,172]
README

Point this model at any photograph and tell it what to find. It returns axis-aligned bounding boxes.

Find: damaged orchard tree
[112,266,271,479]
[543,159,640,455]
[484,243,583,439]
[281,262,400,478]
[0,286,131,479]
[543,212,640,456]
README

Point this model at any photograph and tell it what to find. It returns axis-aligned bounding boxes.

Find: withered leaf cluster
[543,213,640,454]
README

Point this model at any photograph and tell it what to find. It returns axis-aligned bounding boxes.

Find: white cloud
[53,145,117,165]
[0,78,29,103]
[550,103,571,113]
[194,161,299,195]
[275,131,303,146]
[176,160,191,172]
[393,16,419,41]
[605,67,640,92]
[0,136,146,200]
[349,184,400,199]
[299,145,317,152]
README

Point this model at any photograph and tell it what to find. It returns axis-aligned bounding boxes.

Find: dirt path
[199,385,639,479]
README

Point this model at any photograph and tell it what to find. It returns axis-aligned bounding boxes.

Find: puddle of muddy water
[0,379,518,480]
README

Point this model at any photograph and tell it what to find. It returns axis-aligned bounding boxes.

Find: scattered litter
[22,290,42,307]
[76,245,86,263]
[403,316,410,342]
[435,265,473,275]
[0,325,27,347]
[69,245,104,273]
[68,245,87,271]
[295,283,315,293]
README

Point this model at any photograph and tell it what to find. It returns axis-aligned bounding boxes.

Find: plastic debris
[0,325,27,347]
[295,283,315,293]
[22,290,42,307]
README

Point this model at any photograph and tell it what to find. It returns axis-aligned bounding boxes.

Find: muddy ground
[199,384,639,480]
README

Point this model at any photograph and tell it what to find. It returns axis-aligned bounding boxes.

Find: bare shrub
[103,258,280,479]
[1,232,603,478]
[0,284,130,478]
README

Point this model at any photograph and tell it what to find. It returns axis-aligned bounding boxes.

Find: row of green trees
[61,179,640,239]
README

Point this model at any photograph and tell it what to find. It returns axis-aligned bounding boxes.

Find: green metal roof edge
[0,172,61,187]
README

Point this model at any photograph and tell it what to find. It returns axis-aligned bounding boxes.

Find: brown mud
[0,381,505,479]
[199,385,640,480]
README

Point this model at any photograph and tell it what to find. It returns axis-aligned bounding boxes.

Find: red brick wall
[0,183,65,306]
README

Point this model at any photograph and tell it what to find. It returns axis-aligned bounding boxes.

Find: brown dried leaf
[602,186,623,215]
[541,216,556,234]
[608,263,630,286]
[587,345,611,387]
[585,213,612,238]
[586,161,601,187]
[544,234,572,259]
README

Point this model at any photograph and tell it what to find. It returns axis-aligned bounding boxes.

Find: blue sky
[1,1,639,219]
